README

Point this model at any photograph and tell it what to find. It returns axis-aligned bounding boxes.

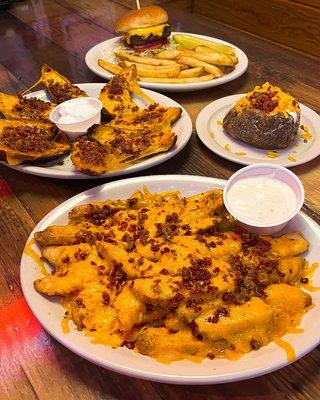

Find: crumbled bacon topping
[248,90,278,113]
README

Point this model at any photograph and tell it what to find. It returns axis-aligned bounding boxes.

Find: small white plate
[21,175,320,384]
[196,94,320,168]
[2,84,192,179]
[85,32,248,93]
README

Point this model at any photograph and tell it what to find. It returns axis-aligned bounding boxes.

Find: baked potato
[223,82,300,149]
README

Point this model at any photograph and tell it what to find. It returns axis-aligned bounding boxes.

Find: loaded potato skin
[223,82,300,149]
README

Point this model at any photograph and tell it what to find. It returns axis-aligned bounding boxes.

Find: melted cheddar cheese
[235,82,300,117]
[125,24,169,43]
[30,189,315,364]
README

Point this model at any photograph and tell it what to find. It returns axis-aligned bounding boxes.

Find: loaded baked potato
[223,82,300,149]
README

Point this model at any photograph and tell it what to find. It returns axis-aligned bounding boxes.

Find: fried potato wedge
[71,137,107,176]
[107,104,182,131]
[99,66,141,118]
[89,122,176,172]
[41,64,87,104]
[0,92,56,121]
[0,119,70,165]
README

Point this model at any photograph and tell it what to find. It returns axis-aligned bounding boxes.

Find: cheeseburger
[114,6,171,51]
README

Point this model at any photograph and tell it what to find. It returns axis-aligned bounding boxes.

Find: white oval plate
[3,84,192,179]
[85,32,248,92]
[196,94,320,167]
[21,175,320,384]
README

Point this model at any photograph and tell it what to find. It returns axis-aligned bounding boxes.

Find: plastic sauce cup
[223,164,305,235]
[49,97,103,141]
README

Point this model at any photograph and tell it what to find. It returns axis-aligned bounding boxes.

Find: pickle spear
[173,34,235,56]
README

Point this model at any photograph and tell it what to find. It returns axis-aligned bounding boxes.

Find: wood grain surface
[194,0,320,58]
[1,1,320,399]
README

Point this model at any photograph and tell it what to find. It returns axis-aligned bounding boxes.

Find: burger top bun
[114,6,168,33]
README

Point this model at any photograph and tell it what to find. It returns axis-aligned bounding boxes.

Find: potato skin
[223,107,300,149]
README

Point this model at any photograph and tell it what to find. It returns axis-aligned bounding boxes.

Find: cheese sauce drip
[24,239,48,277]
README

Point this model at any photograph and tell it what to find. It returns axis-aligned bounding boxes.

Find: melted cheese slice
[126,24,169,42]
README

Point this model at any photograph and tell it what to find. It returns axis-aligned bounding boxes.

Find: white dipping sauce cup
[223,164,305,235]
[49,97,103,141]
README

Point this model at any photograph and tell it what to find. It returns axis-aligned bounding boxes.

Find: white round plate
[196,94,320,168]
[21,174,320,384]
[3,84,192,179]
[85,32,248,92]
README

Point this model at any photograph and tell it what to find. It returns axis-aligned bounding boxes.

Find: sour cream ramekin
[223,164,305,235]
[49,97,102,141]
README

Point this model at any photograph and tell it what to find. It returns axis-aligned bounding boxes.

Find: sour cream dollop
[57,98,98,124]
[226,176,297,225]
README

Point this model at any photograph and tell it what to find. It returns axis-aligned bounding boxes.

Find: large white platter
[85,32,248,92]
[2,84,192,179]
[196,94,320,167]
[21,175,320,385]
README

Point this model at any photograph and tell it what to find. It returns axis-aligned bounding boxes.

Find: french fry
[195,46,238,65]
[229,55,238,64]
[155,49,180,60]
[177,57,223,77]
[121,61,180,78]
[115,51,177,66]
[138,74,215,83]
[178,67,203,78]
[178,50,235,66]
[98,59,122,75]
[179,64,189,70]
[122,60,177,70]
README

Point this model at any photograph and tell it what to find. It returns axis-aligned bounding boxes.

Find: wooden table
[1,1,320,399]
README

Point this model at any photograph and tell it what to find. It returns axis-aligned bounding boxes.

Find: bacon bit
[74,249,89,261]
[48,82,84,104]
[75,139,106,166]
[250,339,262,350]
[207,307,229,323]
[222,292,236,304]
[248,90,278,113]
[122,341,135,349]
[1,125,56,152]
[13,96,52,120]
[75,297,84,307]
[102,292,110,305]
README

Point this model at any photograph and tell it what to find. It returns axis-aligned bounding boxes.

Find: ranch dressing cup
[223,164,304,235]
[50,97,103,141]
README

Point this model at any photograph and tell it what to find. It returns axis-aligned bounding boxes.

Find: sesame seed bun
[114,6,168,33]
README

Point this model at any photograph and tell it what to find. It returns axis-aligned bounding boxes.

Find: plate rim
[20,174,320,384]
[196,94,320,168]
[85,31,249,92]
[2,84,192,179]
